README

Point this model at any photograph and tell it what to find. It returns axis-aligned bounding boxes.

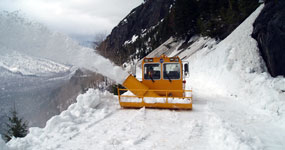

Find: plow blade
[118,75,192,110]
[119,101,192,109]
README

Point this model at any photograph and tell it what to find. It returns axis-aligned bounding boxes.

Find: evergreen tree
[173,0,199,38]
[4,107,28,142]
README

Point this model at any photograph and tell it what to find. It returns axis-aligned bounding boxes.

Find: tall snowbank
[0,11,128,83]
[187,5,285,118]
[6,89,118,149]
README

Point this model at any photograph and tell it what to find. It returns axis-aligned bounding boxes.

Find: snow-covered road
[5,88,285,150]
[196,89,285,150]
[71,91,284,150]
[59,97,209,150]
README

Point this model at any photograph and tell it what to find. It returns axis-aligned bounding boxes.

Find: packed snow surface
[0,11,128,83]
[4,5,285,150]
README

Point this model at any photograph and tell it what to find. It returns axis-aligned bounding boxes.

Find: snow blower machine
[118,55,192,109]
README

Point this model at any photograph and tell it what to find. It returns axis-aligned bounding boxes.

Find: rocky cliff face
[252,0,285,77]
[97,0,259,65]
[97,0,174,64]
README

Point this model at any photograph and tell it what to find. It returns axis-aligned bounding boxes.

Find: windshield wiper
[164,72,172,82]
[148,73,155,83]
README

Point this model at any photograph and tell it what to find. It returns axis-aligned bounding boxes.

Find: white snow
[120,91,142,102]
[0,11,128,83]
[121,97,142,102]
[121,97,192,104]
[121,91,192,104]
[143,97,165,103]
[3,4,285,150]
[0,135,9,150]
[0,51,70,76]
[168,98,191,104]
[185,5,285,118]
[121,89,192,104]
[7,89,118,150]
[124,34,139,45]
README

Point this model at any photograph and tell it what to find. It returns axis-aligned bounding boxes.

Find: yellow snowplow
[118,55,192,109]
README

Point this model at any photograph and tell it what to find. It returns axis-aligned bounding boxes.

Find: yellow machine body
[118,55,192,109]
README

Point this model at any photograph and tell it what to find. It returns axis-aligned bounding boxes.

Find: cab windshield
[144,63,161,80]
[163,63,180,80]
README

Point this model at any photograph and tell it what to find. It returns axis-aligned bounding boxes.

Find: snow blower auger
[118,55,192,109]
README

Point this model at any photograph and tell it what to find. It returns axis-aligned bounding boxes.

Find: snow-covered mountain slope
[0,11,127,134]
[2,5,285,150]
[0,11,125,136]
[186,7,285,118]
[0,51,70,76]
[0,11,127,83]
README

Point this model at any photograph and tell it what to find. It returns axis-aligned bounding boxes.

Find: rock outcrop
[252,0,285,77]
[97,0,174,64]
[97,0,259,65]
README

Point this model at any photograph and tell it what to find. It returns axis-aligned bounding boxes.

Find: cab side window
[144,63,161,80]
[163,63,180,79]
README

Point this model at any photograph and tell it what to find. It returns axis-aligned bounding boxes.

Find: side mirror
[184,63,189,73]
[183,63,189,77]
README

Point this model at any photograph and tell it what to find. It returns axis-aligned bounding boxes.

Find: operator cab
[142,55,188,97]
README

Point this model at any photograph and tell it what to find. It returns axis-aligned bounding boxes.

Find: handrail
[117,87,193,108]
[118,88,192,100]
[118,88,192,92]
[119,95,192,99]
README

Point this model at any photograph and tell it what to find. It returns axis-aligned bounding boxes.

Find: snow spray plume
[0,11,128,83]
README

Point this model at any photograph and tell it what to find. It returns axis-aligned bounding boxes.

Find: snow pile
[183,5,285,117]
[76,89,102,109]
[7,89,118,150]
[0,11,128,83]
[0,51,69,76]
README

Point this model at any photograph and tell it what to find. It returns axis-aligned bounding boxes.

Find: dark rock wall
[97,0,259,65]
[252,1,285,77]
[97,0,174,64]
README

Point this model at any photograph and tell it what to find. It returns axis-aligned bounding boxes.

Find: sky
[0,0,143,41]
